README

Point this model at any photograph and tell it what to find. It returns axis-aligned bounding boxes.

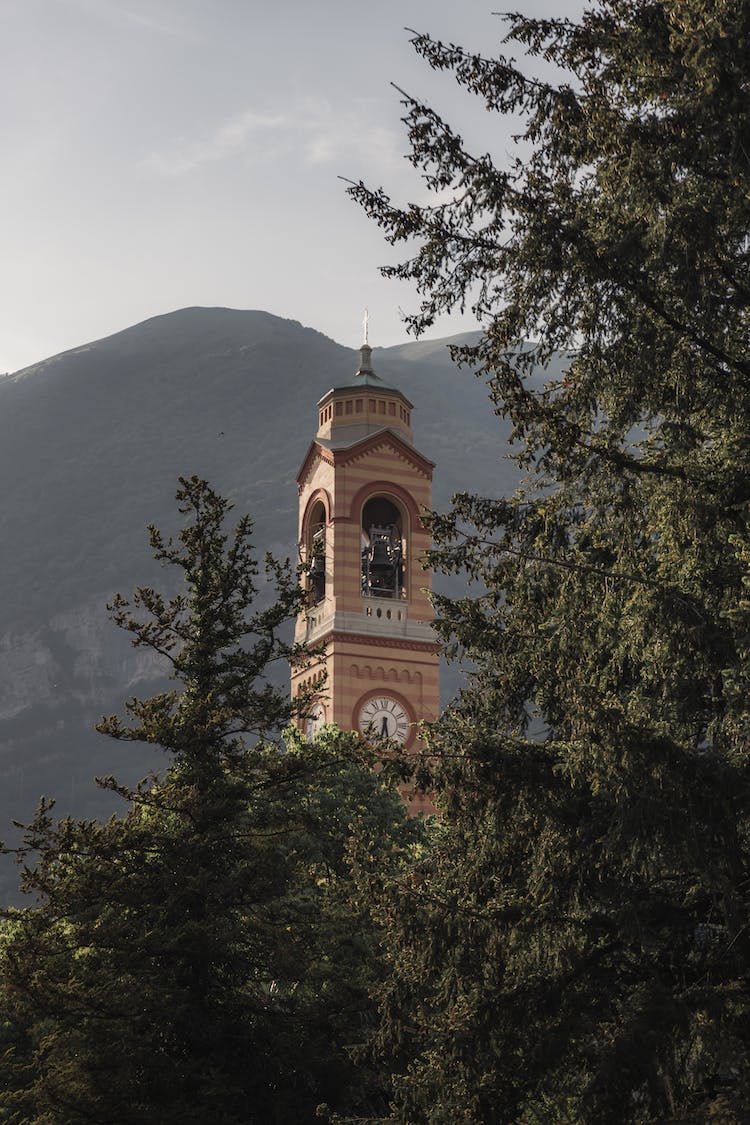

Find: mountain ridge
[0,306,560,903]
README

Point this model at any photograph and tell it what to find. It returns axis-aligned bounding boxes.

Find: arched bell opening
[306,498,327,606]
[361,495,407,600]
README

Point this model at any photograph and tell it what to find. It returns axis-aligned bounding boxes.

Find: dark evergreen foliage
[348,2,750,1120]
[0,478,410,1123]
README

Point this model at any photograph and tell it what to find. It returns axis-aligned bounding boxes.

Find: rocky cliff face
[0,597,168,721]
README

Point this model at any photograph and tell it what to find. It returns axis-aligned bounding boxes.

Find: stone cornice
[317,383,414,410]
[318,629,441,655]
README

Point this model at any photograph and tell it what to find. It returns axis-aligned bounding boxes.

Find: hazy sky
[1,0,584,373]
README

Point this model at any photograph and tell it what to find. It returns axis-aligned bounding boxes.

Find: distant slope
[0,307,562,902]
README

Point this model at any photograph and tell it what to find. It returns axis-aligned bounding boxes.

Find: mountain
[0,307,558,902]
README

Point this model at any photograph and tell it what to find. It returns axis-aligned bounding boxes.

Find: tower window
[307,500,327,606]
[355,399,363,412]
[335,402,343,416]
[379,401,386,414]
[361,496,406,600]
[345,400,353,414]
[389,402,396,416]
[369,399,376,411]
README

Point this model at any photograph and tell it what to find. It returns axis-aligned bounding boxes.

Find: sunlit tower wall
[291,341,440,780]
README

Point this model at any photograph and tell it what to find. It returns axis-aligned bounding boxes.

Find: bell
[370,539,392,573]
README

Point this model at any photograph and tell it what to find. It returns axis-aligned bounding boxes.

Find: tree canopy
[0,477,412,1124]
[349,2,750,1120]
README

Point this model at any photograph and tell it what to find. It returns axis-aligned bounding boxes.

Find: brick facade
[291,346,440,760]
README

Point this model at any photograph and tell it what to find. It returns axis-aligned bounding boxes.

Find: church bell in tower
[362,524,403,598]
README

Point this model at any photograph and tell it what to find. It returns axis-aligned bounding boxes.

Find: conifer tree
[0,477,409,1124]
[349,2,750,1120]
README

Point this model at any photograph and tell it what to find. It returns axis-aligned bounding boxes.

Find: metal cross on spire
[362,307,369,346]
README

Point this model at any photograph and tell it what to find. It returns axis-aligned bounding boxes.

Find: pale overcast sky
[1,0,584,373]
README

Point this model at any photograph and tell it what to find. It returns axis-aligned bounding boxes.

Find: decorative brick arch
[348,479,423,529]
[300,488,332,546]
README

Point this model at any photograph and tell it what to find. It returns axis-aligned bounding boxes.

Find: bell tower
[291,340,439,756]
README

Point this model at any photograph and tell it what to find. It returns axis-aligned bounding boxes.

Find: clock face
[305,703,325,742]
[358,696,410,744]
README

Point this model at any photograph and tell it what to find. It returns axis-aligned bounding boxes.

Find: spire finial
[358,307,373,375]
